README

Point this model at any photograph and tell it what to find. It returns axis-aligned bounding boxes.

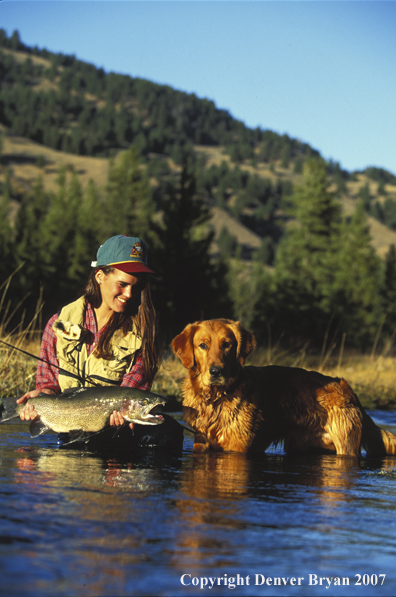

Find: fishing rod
[0,338,96,387]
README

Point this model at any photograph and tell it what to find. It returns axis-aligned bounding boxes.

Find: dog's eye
[199,343,208,350]
[222,341,231,349]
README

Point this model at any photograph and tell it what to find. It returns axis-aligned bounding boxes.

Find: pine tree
[271,159,342,340]
[36,169,84,308]
[151,160,231,339]
[358,182,371,211]
[14,175,50,295]
[0,178,14,282]
[102,146,154,240]
[382,244,396,333]
[331,202,382,346]
[227,259,271,330]
[217,225,237,258]
[66,177,102,289]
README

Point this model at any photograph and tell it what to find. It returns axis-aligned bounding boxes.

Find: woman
[18,235,159,430]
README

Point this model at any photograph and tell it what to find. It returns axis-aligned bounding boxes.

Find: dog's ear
[171,324,199,370]
[228,321,256,366]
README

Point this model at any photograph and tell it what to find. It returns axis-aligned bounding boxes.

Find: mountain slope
[1,30,396,260]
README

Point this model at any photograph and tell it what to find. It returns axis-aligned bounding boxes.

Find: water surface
[1,412,396,596]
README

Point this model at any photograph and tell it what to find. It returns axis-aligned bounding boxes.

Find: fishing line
[0,341,185,440]
[0,338,98,387]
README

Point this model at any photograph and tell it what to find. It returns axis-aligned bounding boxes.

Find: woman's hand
[17,388,56,421]
[110,410,134,430]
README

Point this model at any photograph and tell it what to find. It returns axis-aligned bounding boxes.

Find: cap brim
[112,262,158,276]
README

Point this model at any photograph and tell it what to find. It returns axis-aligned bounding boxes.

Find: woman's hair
[84,266,159,384]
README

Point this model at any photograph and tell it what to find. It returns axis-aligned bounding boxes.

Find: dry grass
[2,323,396,410]
[151,352,187,400]
[248,343,396,410]
[1,125,109,195]
[0,271,43,399]
[210,205,262,250]
[151,341,396,411]
[0,337,39,398]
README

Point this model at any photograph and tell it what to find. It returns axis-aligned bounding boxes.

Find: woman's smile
[95,269,146,325]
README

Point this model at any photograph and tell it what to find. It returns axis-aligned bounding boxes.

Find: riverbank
[1,337,396,410]
[153,346,396,411]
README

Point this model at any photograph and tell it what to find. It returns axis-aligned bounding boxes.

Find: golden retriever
[172,319,396,457]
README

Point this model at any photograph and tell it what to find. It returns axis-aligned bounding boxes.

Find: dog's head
[171,319,256,387]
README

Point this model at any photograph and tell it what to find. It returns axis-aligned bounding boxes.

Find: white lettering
[236,574,249,586]
[182,573,303,589]
[180,574,191,586]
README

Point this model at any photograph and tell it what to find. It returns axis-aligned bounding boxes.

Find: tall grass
[0,270,43,399]
[153,329,396,411]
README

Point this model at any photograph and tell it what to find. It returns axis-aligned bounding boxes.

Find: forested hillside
[1,29,396,351]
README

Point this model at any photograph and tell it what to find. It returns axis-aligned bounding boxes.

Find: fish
[0,386,167,440]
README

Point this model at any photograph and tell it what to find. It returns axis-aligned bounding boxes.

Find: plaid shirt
[36,302,151,393]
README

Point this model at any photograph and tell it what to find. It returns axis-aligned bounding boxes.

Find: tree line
[0,29,318,169]
[0,148,231,342]
[1,147,396,353]
[2,28,395,248]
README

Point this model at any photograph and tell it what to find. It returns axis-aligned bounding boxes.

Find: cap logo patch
[131,241,145,262]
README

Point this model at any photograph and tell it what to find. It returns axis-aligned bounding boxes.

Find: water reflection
[2,419,396,596]
[8,446,184,596]
[14,446,180,496]
[11,437,396,510]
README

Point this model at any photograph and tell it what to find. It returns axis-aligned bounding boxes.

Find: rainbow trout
[0,386,166,438]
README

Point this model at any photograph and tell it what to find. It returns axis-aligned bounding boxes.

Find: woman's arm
[36,313,61,393]
[121,350,152,391]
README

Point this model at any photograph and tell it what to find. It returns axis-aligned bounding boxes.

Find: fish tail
[0,397,20,422]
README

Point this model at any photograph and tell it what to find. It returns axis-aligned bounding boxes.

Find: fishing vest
[53,297,142,391]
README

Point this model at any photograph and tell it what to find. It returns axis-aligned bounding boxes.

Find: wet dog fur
[172,319,396,457]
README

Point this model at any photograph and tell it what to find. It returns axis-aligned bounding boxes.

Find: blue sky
[1,1,395,174]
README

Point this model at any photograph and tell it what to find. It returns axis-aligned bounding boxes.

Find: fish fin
[30,418,50,437]
[0,397,20,421]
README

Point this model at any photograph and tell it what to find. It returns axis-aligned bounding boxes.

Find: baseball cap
[91,235,157,275]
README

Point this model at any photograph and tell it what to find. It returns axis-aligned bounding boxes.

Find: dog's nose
[209,365,223,379]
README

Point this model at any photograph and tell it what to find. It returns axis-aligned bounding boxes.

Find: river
[1,411,396,596]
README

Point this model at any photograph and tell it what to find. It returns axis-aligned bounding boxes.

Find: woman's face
[95,269,146,314]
